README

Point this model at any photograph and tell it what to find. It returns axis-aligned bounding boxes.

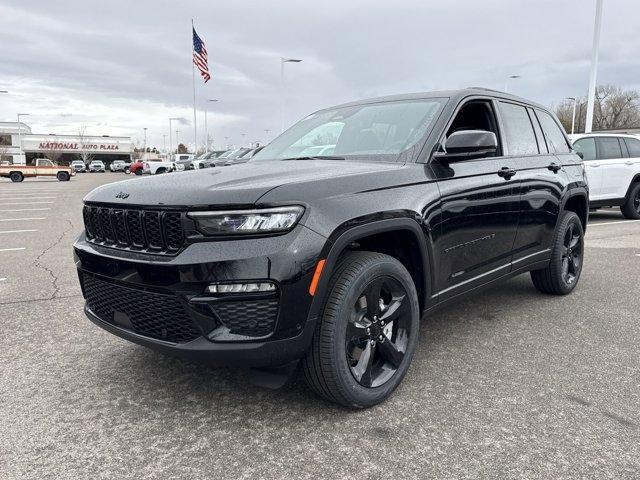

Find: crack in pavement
[0,293,83,307]
[32,218,74,300]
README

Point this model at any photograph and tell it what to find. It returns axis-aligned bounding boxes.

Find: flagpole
[191,19,198,155]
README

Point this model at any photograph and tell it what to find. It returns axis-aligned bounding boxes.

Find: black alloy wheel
[346,277,412,388]
[531,211,584,295]
[303,251,419,408]
[621,183,640,219]
[560,222,582,286]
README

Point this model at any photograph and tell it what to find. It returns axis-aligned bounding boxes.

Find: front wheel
[620,183,640,220]
[124,167,130,174]
[10,172,24,182]
[531,211,584,295]
[303,251,420,408]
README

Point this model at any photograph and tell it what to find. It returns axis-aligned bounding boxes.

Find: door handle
[497,167,517,179]
[588,163,600,167]
[547,162,562,173]
[625,161,634,165]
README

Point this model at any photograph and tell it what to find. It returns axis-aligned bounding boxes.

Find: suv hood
[84,159,403,207]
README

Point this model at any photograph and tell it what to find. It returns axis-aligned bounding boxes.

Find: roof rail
[468,87,505,93]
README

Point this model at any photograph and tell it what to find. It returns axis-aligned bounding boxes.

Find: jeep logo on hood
[115,192,130,199]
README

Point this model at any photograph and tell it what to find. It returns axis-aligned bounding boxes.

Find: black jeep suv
[74,88,588,408]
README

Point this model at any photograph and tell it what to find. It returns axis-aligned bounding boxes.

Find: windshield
[253,98,445,162]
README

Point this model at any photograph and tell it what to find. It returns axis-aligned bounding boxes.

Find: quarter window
[498,102,538,155]
[623,137,640,158]
[572,138,596,161]
[596,137,622,159]
[535,110,571,153]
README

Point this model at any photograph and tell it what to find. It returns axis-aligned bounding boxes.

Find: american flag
[192,27,211,83]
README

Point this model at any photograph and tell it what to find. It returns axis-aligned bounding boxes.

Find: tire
[156,168,166,174]
[302,251,420,408]
[620,182,640,220]
[134,169,142,176]
[10,172,23,183]
[124,167,130,174]
[531,211,584,295]
[57,171,70,181]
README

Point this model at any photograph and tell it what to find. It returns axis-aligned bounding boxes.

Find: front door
[430,99,520,300]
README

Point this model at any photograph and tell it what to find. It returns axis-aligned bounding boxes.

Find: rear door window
[596,137,623,159]
[572,138,596,161]
[535,110,570,153]
[623,137,640,158]
[498,102,538,155]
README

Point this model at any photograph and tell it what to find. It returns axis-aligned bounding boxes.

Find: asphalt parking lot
[1,173,639,479]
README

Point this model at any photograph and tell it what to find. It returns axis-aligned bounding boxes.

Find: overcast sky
[1,0,639,151]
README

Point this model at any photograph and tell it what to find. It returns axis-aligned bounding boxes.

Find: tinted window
[528,107,548,153]
[624,137,640,158]
[498,102,538,155]
[572,138,596,161]
[253,98,446,162]
[535,110,570,153]
[596,137,622,159]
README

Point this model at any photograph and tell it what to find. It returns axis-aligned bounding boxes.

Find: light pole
[585,0,603,133]
[281,57,302,132]
[175,130,180,152]
[169,117,179,160]
[162,134,167,158]
[17,113,30,163]
[143,127,148,159]
[204,99,219,152]
[264,129,271,144]
[241,133,247,146]
[566,97,578,135]
[504,75,520,93]
[224,135,230,149]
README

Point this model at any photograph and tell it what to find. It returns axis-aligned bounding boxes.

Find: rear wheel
[10,172,23,182]
[156,168,166,174]
[57,171,70,181]
[531,211,584,295]
[620,183,640,220]
[303,251,420,408]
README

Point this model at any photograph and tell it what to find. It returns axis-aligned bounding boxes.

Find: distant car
[569,133,640,219]
[192,152,218,169]
[173,154,196,170]
[129,161,145,175]
[223,146,264,166]
[1,158,75,182]
[212,148,252,167]
[88,160,105,173]
[143,160,177,175]
[109,160,131,173]
[71,160,86,173]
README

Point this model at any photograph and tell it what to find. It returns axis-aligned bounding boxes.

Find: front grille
[83,205,185,254]
[211,299,279,337]
[81,273,200,343]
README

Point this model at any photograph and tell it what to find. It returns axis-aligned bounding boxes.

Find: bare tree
[0,144,11,164]
[555,85,640,134]
[41,145,63,165]
[77,125,94,164]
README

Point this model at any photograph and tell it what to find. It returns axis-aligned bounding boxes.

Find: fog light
[206,282,276,294]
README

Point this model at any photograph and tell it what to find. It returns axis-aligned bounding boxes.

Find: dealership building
[0,122,133,166]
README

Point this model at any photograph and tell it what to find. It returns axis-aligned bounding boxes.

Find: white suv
[570,133,640,219]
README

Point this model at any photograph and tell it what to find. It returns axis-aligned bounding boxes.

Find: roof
[325,87,548,111]
[569,132,640,140]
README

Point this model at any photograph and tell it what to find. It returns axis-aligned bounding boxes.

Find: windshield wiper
[281,155,345,161]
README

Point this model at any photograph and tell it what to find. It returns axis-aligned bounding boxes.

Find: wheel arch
[308,217,432,321]
[561,189,589,232]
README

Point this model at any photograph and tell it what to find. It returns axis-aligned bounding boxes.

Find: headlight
[188,206,304,236]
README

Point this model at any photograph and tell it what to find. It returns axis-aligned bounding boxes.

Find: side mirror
[434,130,498,161]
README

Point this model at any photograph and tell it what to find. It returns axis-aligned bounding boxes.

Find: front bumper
[74,224,328,367]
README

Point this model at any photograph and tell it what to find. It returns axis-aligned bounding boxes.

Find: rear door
[431,98,520,299]
[597,136,633,199]
[504,105,566,265]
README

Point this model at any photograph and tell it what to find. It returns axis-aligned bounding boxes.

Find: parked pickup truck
[143,160,182,175]
[0,158,75,182]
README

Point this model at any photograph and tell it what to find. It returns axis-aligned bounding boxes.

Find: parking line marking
[0,229,38,234]
[0,277,6,281]
[0,247,26,252]
[588,220,640,227]
[0,196,57,200]
[0,208,51,212]
[0,217,46,222]
[1,202,54,205]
